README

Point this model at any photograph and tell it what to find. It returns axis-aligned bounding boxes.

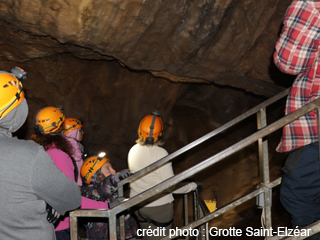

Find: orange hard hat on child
[81,152,110,184]
[64,118,83,135]
[35,106,65,134]
[138,111,163,144]
[0,67,27,119]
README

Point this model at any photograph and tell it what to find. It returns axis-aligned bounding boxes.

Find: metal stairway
[70,88,320,240]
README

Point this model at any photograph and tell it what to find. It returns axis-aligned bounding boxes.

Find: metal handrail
[70,91,320,240]
[193,189,212,240]
[110,96,320,212]
[177,189,210,240]
[160,178,281,240]
[117,88,290,196]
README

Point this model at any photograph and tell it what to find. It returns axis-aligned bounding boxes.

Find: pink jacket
[46,147,109,231]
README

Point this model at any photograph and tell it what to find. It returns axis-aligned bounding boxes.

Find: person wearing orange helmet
[128,111,197,240]
[0,67,81,240]
[33,106,110,240]
[80,152,135,240]
[64,117,85,186]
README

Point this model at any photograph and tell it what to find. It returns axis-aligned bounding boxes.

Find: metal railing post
[205,222,209,240]
[109,213,118,240]
[118,185,124,197]
[257,107,270,184]
[257,107,272,233]
[120,215,125,240]
[184,194,189,240]
[193,191,199,240]
[70,210,79,240]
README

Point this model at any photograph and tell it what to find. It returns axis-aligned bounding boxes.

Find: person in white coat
[128,111,197,240]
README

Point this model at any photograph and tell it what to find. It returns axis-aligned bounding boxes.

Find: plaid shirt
[274,0,320,153]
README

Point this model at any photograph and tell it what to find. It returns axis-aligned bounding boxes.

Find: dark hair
[32,126,78,182]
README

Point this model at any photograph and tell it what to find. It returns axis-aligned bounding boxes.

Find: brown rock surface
[1,0,293,96]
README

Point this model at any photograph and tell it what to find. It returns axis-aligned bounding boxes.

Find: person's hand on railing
[185,180,203,192]
[196,182,203,193]
[189,182,198,191]
[113,169,131,184]
[173,181,198,194]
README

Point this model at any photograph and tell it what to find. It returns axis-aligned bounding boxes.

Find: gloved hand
[113,169,131,183]
[46,203,61,225]
[196,182,203,193]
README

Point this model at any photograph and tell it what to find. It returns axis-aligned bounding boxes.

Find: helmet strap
[84,158,102,183]
[145,113,158,145]
[34,125,44,135]
[0,85,23,119]
[65,121,81,134]
[41,114,64,134]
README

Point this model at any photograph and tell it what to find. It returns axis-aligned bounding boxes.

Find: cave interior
[1,0,298,237]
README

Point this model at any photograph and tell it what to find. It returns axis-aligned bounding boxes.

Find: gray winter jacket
[0,99,81,240]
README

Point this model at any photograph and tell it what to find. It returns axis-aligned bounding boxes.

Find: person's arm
[157,161,198,194]
[31,146,81,215]
[156,148,197,194]
[49,149,110,210]
[274,0,320,75]
[81,183,101,200]
[80,196,109,209]
[79,182,110,209]
[97,176,117,200]
[96,169,130,200]
[173,182,197,194]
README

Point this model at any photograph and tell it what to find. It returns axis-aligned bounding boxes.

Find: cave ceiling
[1,0,293,97]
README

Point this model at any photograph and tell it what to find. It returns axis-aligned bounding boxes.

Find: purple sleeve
[81,196,109,209]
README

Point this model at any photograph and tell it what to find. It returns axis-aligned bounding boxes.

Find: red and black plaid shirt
[274,0,320,152]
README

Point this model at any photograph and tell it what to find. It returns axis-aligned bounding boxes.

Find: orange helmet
[138,111,163,144]
[0,71,25,119]
[64,118,83,134]
[35,106,65,134]
[81,153,110,184]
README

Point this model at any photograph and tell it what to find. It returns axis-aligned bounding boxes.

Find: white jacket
[128,143,196,207]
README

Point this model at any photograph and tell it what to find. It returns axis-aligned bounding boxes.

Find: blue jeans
[280,142,320,226]
[55,229,70,240]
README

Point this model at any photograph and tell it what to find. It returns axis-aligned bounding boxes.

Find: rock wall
[0,0,294,96]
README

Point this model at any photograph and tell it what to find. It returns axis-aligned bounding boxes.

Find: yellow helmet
[0,69,25,119]
[35,106,65,134]
[138,111,163,144]
[81,154,110,184]
[64,118,83,135]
